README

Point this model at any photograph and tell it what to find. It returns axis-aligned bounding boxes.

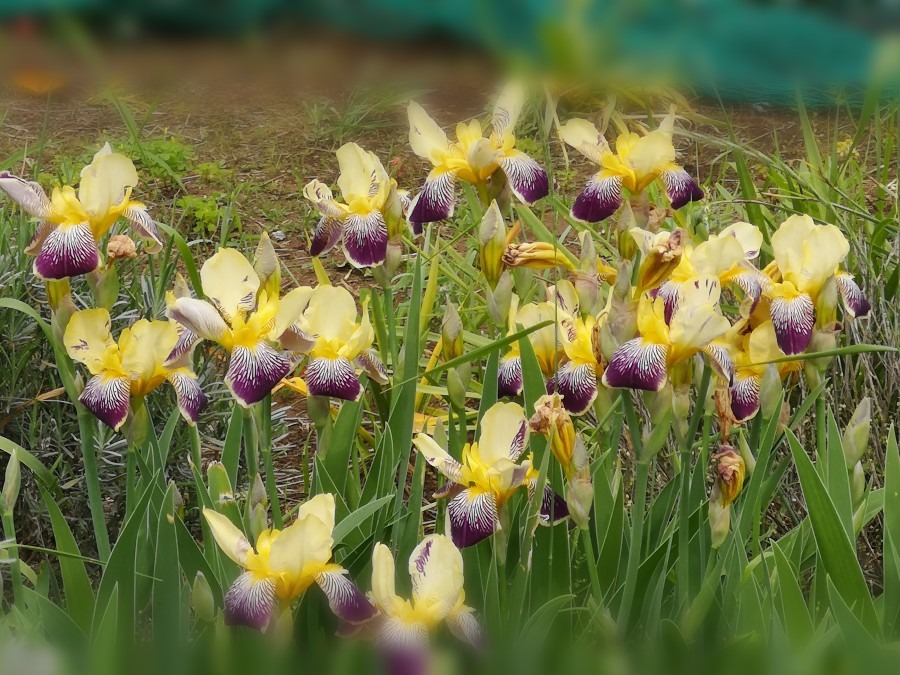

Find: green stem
[77,409,110,560]
[257,398,283,529]
[816,394,827,462]
[619,459,650,632]
[189,425,202,470]
[580,528,604,606]
[1,510,24,609]
[243,406,260,484]
[126,443,137,517]
[676,442,692,611]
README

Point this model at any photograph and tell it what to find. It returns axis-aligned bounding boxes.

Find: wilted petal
[0,171,51,217]
[408,168,456,233]
[497,151,549,204]
[33,222,101,279]
[549,362,598,416]
[305,356,363,401]
[570,174,622,223]
[770,293,815,355]
[343,211,389,268]
[310,216,344,257]
[498,355,523,398]
[447,489,499,548]
[356,350,389,385]
[226,343,291,407]
[730,374,760,423]
[124,205,163,253]
[602,338,669,392]
[835,272,871,319]
[25,221,55,256]
[166,369,207,424]
[315,568,377,625]
[80,374,130,431]
[662,166,704,209]
[732,269,765,314]
[224,572,277,631]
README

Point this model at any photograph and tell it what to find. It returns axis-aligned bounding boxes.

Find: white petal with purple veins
[0,171,51,217]
[549,362,598,415]
[770,293,815,355]
[356,350,389,385]
[124,206,163,253]
[80,374,131,431]
[226,343,291,407]
[497,151,549,204]
[498,355,523,398]
[33,222,101,279]
[166,369,207,424]
[835,272,871,319]
[315,568,377,625]
[309,216,344,257]
[730,374,760,423]
[602,338,669,392]
[662,167,704,209]
[342,211,389,268]
[408,168,457,232]
[447,489,498,548]
[224,572,277,631]
[570,174,622,223]
[305,356,363,401]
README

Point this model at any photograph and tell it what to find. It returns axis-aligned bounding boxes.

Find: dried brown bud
[714,445,746,507]
[106,234,137,261]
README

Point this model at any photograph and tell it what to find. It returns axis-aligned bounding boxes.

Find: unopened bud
[646,384,674,425]
[171,481,185,517]
[842,397,871,467]
[573,271,600,317]
[709,488,731,549]
[250,473,267,509]
[578,231,598,272]
[851,461,866,506]
[805,328,839,385]
[191,572,216,622]
[253,231,281,298]
[383,237,404,278]
[567,471,594,530]
[442,302,465,362]
[2,449,21,514]
[487,271,513,326]
[87,265,120,310]
[206,462,234,504]
[446,366,469,410]
[478,200,507,289]
[814,276,839,329]
[737,434,756,475]
[306,395,332,429]
[632,228,684,294]
[249,502,269,542]
[106,234,137,262]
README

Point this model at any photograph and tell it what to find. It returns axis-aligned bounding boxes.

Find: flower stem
[257,397,283,529]
[77,408,110,560]
[1,509,24,609]
[618,458,650,633]
[243,406,260,485]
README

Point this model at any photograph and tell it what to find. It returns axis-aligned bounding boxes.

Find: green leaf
[0,435,59,493]
[152,485,184,667]
[882,427,900,638]
[220,406,243,490]
[787,430,879,635]
[772,541,813,646]
[36,483,94,631]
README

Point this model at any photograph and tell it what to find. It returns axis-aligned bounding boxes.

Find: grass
[0,69,899,675]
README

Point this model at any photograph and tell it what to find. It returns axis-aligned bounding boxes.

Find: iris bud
[87,264,120,311]
[851,461,866,506]
[487,270,513,326]
[446,366,468,410]
[573,271,600,317]
[250,473,267,509]
[503,242,575,272]
[249,502,269,542]
[530,394,576,477]
[2,448,20,515]
[567,471,594,530]
[478,200,508,289]
[842,397,871,468]
[441,302,465,362]
[191,572,216,622]
[737,434,756,475]
[578,231,598,272]
[708,488,731,550]
[714,445,746,507]
[206,462,234,504]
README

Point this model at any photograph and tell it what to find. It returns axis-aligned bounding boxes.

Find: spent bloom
[64,308,206,431]
[203,494,374,631]
[304,142,408,268]
[406,83,549,230]
[0,143,162,279]
[370,536,482,675]
[559,112,703,223]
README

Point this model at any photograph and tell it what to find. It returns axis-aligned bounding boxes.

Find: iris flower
[550,312,605,415]
[729,320,799,423]
[304,143,408,268]
[559,113,703,223]
[166,242,314,407]
[370,535,482,675]
[203,494,375,631]
[497,297,570,398]
[603,277,732,391]
[414,402,565,547]
[292,284,388,401]
[763,215,868,355]
[406,83,549,231]
[653,222,766,321]
[63,309,206,431]
[0,143,162,279]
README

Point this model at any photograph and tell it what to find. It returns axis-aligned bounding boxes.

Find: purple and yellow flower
[165,243,313,407]
[0,143,162,279]
[763,215,868,355]
[63,308,206,431]
[406,83,549,231]
[603,277,732,392]
[559,113,703,223]
[728,320,800,423]
[203,494,374,631]
[370,535,482,675]
[414,402,547,547]
[304,143,407,268]
[550,312,605,415]
[293,284,388,401]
